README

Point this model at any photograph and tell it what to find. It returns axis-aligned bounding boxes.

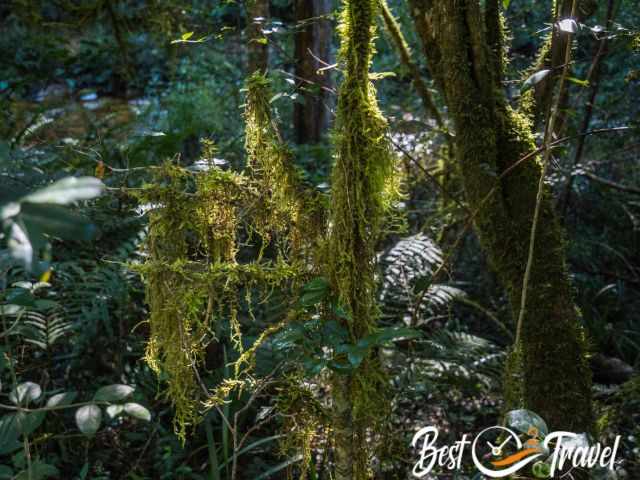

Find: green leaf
[4,288,35,307]
[46,391,77,408]
[323,319,349,345]
[22,177,104,205]
[20,203,96,241]
[298,277,330,307]
[522,69,551,92]
[106,404,125,419]
[0,414,21,455]
[182,31,194,40]
[532,461,551,478]
[33,299,58,310]
[124,403,151,421]
[328,357,353,373]
[502,0,511,9]
[332,304,352,321]
[75,404,102,435]
[15,411,46,436]
[6,221,34,270]
[15,461,59,480]
[9,382,42,405]
[557,18,578,34]
[0,465,13,480]
[93,384,135,402]
[346,346,366,368]
[302,358,326,376]
[1,202,21,221]
[78,463,89,480]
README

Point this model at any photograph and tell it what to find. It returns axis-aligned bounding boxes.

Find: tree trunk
[293,0,333,144]
[247,0,269,74]
[522,0,597,129]
[327,0,398,477]
[409,0,592,432]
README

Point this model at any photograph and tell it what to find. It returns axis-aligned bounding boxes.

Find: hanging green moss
[328,0,400,340]
[136,17,402,467]
[133,162,248,439]
[135,71,330,442]
[244,72,326,256]
[276,374,329,480]
[325,0,402,478]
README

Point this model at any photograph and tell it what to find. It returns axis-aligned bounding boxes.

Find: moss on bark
[327,0,401,477]
[409,0,592,432]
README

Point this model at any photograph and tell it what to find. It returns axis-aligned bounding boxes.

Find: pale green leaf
[75,404,102,435]
[93,384,135,402]
[9,382,42,405]
[46,391,78,408]
[124,403,151,421]
[23,177,104,205]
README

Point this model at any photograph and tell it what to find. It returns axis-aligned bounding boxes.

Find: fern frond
[378,233,464,325]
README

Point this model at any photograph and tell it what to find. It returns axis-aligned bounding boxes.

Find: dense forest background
[0,0,639,479]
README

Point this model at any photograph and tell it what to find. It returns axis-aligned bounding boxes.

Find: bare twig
[574,169,640,196]
[560,0,618,218]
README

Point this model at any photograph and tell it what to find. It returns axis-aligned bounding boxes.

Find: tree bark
[293,0,333,144]
[247,0,269,74]
[521,0,597,129]
[408,0,592,432]
[327,0,397,477]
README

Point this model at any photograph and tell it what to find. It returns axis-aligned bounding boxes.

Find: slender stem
[560,0,617,218]
[378,0,444,129]
[515,0,577,346]
[2,309,31,479]
[204,415,221,480]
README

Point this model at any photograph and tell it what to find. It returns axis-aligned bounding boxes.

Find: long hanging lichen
[326,0,401,477]
[244,72,326,254]
[135,163,247,440]
[136,70,329,443]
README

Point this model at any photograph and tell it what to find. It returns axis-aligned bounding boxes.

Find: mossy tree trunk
[408,0,592,432]
[327,0,399,478]
[521,0,597,130]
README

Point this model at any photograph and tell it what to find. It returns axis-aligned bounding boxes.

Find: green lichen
[244,72,326,256]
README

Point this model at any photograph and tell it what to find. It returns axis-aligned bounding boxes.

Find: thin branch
[575,169,640,196]
[388,135,467,211]
[515,0,578,346]
[560,0,617,218]
[378,0,446,132]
